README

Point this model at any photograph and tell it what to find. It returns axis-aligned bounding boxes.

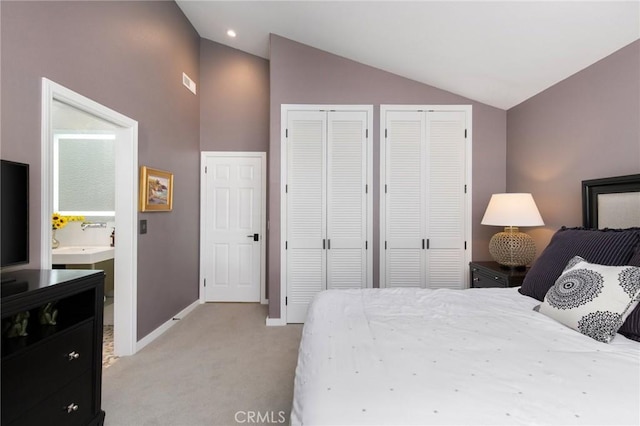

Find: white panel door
[286,111,327,323]
[384,111,427,288]
[425,111,467,289]
[326,111,368,290]
[203,155,262,302]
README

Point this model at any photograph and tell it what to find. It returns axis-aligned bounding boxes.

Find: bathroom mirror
[54,133,116,222]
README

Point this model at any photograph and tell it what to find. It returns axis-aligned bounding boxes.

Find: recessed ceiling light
[227,29,236,38]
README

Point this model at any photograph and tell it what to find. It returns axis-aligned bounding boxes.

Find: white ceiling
[177,1,640,110]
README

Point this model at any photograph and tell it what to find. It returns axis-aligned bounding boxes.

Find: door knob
[246,233,259,241]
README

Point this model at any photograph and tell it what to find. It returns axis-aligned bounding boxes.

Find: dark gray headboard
[582,174,640,229]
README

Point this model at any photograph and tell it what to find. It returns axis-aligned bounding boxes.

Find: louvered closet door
[286,111,327,323]
[326,111,367,289]
[384,111,427,287]
[425,111,467,289]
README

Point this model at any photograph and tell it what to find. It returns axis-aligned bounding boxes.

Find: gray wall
[200,39,270,152]
[507,40,640,252]
[268,34,507,319]
[0,1,201,339]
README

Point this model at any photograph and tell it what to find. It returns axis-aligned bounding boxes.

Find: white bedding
[291,287,640,425]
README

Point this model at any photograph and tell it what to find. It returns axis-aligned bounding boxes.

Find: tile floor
[103,297,118,369]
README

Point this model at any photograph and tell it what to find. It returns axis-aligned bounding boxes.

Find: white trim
[280,107,288,324]
[136,300,201,352]
[379,105,473,288]
[279,105,374,324]
[379,106,387,289]
[199,151,267,304]
[265,316,286,326]
[41,78,138,356]
[366,109,373,289]
[463,108,473,288]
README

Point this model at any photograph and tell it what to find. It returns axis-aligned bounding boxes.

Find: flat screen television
[1,159,29,268]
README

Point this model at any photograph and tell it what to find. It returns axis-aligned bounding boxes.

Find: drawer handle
[494,276,500,280]
[67,351,80,361]
[65,403,79,414]
[472,277,480,282]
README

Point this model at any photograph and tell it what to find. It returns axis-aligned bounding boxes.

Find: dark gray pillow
[620,307,640,341]
[519,227,640,302]
[628,245,640,267]
[619,245,640,341]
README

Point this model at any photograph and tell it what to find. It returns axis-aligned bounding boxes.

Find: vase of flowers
[51,213,84,249]
[52,229,60,249]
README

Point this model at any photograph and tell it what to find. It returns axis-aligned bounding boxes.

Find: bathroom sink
[52,246,115,265]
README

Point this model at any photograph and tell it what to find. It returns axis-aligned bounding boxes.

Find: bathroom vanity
[53,246,115,297]
[1,269,105,426]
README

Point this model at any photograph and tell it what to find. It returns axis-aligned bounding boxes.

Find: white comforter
[291,288,640,425]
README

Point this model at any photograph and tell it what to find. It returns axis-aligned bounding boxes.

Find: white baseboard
[265,315,286,326]
[136,300,201,352]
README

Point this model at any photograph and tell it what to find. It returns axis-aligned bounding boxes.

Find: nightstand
[469,261,529,288]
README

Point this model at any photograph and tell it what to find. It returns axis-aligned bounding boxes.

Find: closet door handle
[327,239,331,250]
[323,239,326,250]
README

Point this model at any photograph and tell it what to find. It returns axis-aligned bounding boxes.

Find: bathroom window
[53,133,116,221]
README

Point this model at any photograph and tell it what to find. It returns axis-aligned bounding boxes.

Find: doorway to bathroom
[41,78,139,356]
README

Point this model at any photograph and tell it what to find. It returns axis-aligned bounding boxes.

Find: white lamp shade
[481,193,544,227]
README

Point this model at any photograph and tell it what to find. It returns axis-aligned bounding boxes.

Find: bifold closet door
[326,111,368,289]
[286,109,369,323]
[383,109,468,289]
[286,111,327,322]
[384,111,427,287]
[425,111,467,288]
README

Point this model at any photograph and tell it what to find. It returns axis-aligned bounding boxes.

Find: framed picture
[139,166,173,212]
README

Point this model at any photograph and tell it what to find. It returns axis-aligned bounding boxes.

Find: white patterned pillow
[539,256,640,343]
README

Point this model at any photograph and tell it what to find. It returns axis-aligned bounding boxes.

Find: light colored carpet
[102,303,303,426]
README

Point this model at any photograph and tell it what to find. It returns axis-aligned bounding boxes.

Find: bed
[291,175,640,425]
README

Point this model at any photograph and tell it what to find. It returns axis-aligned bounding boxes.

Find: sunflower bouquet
[51,213,84,230]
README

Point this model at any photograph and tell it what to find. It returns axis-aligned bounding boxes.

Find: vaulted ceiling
[177,1,639,110]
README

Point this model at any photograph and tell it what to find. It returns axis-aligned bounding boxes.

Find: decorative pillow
[538,256,640,343]
[519,227,640,302]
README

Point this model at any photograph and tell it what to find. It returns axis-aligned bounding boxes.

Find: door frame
[199,151,267,304]
[280,104,374,323]
[41,78,139,356]
[379,105,473,288]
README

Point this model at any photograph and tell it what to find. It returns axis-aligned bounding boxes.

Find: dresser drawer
[7,370,94,426]
[1,321,94,423]
[471,269,508,288]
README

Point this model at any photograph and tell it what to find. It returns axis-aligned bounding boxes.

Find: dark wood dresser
[1,269,105,426]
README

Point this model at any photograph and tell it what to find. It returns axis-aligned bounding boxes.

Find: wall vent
[182,72,196,95]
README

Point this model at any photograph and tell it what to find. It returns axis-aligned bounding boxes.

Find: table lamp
[481,193,544,269]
